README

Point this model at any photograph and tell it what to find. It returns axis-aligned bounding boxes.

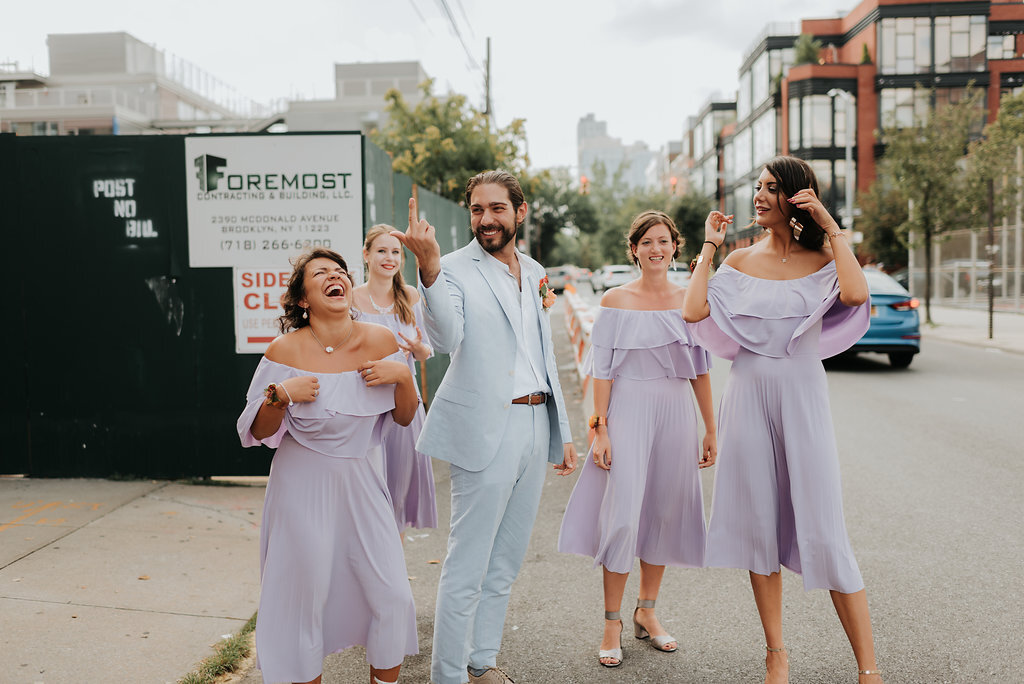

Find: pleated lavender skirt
[559,376,706,574]
[256,440,418,683]
[706,348,864,593]
[382,404,438,530]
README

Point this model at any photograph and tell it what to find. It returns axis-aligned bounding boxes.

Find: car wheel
[888,352,914,368]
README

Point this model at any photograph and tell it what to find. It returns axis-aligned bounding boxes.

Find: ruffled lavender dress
[355,301,438,530]
[237,352,418,683]
[558,307,712,573]
[690,261,870,593]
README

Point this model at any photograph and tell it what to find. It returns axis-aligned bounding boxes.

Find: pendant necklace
[368,292,394,314]
[309,322,355,354]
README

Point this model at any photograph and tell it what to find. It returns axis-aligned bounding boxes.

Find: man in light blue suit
[392,170,578,684]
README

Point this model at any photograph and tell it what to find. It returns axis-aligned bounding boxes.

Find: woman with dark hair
[559,210,717,669]
[236,248,419,684]
[683,157,882,683]
[352,225,437,535]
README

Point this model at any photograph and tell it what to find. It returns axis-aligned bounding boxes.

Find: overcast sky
[5,0,854,170]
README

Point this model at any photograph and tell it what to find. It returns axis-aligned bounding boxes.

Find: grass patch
[178,612,258,684]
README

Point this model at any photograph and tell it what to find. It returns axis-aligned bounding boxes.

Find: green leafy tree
[371,79,528,203]
[793,33,823,65]
[671,193,714,264]
[968,91,1024,222]
[526,167,601,267]
[875,86,985,323]
[856,182,909,271]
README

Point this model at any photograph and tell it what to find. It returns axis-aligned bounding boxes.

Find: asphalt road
[240,292,1024,684]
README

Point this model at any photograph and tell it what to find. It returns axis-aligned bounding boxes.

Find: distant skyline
[4,0,855,169]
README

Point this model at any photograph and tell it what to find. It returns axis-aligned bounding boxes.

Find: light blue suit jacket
[416,239,573,472]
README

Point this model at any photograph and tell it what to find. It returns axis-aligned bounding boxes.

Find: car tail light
[902,334,921,340]
[890,298,919,311]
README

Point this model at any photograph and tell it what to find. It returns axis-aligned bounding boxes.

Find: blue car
[847,267,921,368]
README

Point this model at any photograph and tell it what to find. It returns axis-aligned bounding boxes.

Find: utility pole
[484,37,492,130]
[988,178,995,339]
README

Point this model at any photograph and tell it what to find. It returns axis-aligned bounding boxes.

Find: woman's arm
[689,373,717,468]
[682,211,733,323]
[789,189,868,306]
[590,378,614,470]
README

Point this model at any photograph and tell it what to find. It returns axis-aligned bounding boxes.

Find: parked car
[844,267,921,368]
[590,264,637,293]
[543,265,574,293]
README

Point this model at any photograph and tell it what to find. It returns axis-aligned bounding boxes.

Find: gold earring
[789,217,804,239]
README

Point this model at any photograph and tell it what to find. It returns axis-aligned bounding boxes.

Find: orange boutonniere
[539,276,557,310]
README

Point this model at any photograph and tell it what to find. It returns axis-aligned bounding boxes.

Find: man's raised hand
[391,196,442,287]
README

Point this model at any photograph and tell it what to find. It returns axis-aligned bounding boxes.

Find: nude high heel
[632,599,677,652]
[598,610,623,668]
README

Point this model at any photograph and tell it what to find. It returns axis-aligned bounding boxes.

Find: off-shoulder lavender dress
[237,353,417,683]
[558,307,712,573]
[355,301,438,530]
[690,261,870,593]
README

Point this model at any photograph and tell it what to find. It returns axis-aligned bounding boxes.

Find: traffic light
[580,175,589,195]
[669,176,678,195]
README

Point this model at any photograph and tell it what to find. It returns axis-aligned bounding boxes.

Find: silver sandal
[598,610,623,668]
[633,599,677,652]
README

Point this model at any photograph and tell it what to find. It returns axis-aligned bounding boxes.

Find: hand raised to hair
[787,187,838,232]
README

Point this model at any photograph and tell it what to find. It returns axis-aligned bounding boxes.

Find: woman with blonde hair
[352,225,437,533]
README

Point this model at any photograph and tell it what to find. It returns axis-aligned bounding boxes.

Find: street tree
[371,79,528,203]
[526,167,601,267]
[873,86,985,324]
[856,182,910,270]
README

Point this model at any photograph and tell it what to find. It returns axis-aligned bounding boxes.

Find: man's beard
[475,222,518,253]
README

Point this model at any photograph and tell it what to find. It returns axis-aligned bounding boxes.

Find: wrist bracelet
[702,240,719,252]
[264,384,286,408]
[827,229,846,240]
[276,381,295,406]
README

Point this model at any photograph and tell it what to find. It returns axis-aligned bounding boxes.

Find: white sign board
[233,267,292,354]
[185,134,363,277]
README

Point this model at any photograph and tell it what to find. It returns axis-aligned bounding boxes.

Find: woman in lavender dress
[237,248,419,684]
[683,157,882,684]
[558,211,717,669]
[352,225,437,534]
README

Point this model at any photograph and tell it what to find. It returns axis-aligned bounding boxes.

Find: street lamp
[827,88,855,232]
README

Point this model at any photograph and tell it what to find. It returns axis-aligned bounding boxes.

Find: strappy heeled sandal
[633,599,677,652]
[598,610,623,668]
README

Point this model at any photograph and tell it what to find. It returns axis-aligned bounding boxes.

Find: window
[789,97,801,150]
[935,16,987,72]
[880,88,930,127]
[752,53,770,108]
[734,127,753,178]
[752,110,776,165]
[879,15,987,74]
[737,71,752,122]
[988,35,1016,60]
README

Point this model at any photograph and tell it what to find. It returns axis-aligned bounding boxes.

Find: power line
[406,0,434,34]
[432,0,481,72]
[453,0,474,36]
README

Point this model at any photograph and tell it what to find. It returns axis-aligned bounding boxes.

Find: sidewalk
[924,303,1024,355]
[0,478,265,683]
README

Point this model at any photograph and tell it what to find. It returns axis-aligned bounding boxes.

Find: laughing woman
[558,211,716,669]
[237,248,419,684]
[683,156,882,684]
[352,225,437,535]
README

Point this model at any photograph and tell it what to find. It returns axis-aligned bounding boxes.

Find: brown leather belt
[511,392,548,405]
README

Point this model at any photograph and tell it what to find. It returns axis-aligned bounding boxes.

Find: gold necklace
[308,322,355,354]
